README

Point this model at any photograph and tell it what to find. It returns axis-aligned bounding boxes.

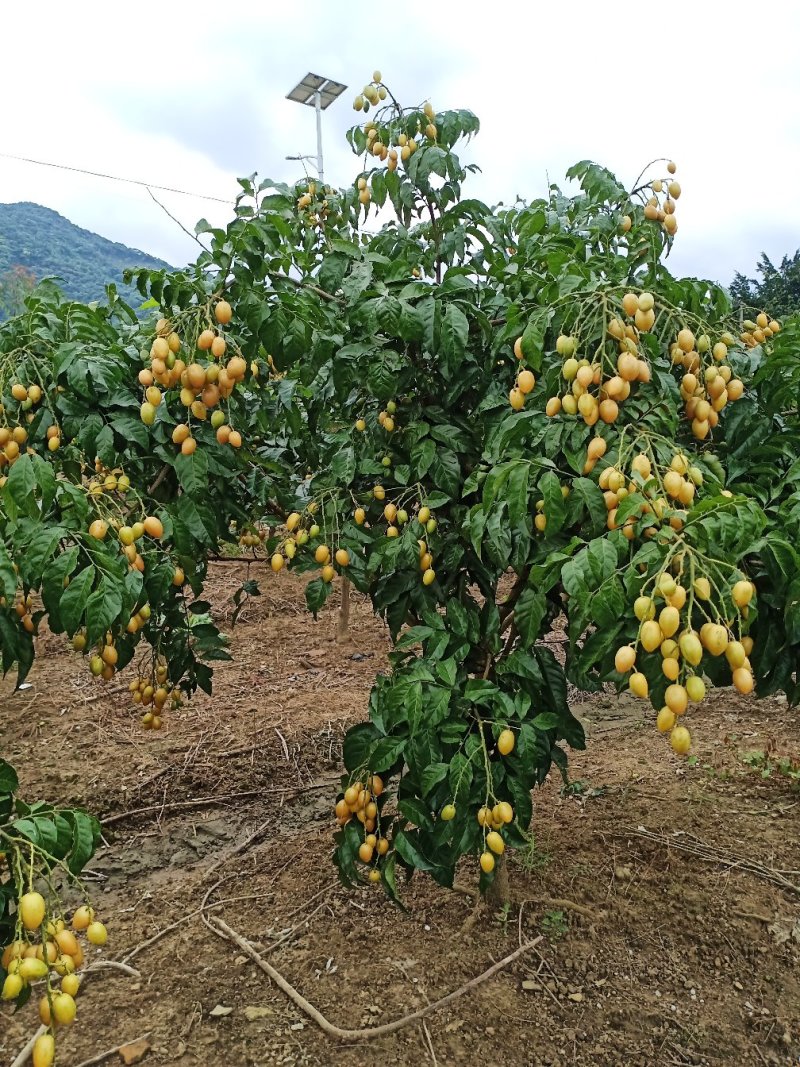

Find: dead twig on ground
[73,1034,151,1067]
[208,915,541,1041]
[621,825,800,894]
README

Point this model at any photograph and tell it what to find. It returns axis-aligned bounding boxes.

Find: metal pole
[314,90,324,182]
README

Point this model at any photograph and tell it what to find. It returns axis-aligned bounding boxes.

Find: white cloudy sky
[1,1,798,286]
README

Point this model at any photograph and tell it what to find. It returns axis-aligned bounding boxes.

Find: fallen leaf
[243,1006,274,1021]
[209,1004,234,1017]
[118,1038,151,1065]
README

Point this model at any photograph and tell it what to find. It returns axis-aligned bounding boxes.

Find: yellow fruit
[53,991,77,1024]
[732,580,754,608]
[725,640,746,669]
[658,606,680,638]
[270,553,284,573]
[486,831,505,855]
[215,300,233,325]
[732,667,754,694]
[665,684,688,715]
[19,957,49,981]
[518,370,536,394]
[321,565,335,583]
[679,632,703,666]
[639,620,662,653]
[354,508,366,525]
[685,676,706,702]
[2,973,23,1000]
[86,921,108,946]
[670,725,691,755]
[634,596,656,622]
[32,1034,55,1067]
[629,672,648,698]
[662,657,680,681]
[422,568,436,586]
[509,387,525,411]
[497,729,515,756]
[693,577,711,600]
[441,804,456,821]
[479,852,495,874]
[656,707,676,733]
[20,891,46,930]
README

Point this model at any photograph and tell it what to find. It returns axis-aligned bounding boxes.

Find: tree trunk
[336,577,351,643]
[485,854,510,910]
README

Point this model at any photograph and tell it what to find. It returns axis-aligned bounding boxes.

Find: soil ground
[2,563,799,1067]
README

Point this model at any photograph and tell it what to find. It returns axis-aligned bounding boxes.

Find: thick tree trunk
[336,577,351,643]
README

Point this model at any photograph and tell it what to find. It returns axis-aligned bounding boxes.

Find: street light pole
[286,74,347,184]
[314,90,324,182]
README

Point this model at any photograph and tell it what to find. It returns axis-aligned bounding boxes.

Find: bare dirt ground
[2,563,799,1067]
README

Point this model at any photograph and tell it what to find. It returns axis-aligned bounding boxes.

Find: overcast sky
[2,1,798,288]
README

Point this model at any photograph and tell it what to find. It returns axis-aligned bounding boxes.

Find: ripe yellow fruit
[215,300,232,325]
[53,991,77,1024]
[665,684,688,715]
[670,725,691,755]
[497,729,515,755]
[677,328,695,353]
[732,580,754,608]
[315,545,330,565]
[20,891,46,930]
[639,620,662,653]
[509,387,525,411]
[732,667,754,694]
[486,831,505,855]
[518,369,536,394]
[335,548,350,566]
[658,606,680,638]
[422,568,436,586]
[685,676,706,702]
[32,1033,55,1067]
[656,707,676,733]
[725,641,746,669]
[662,657,680,681]
[629,672,648,698]
[679,632,703,666]
[479,851,495,874]
[86,921,108,946]
[2,973,24,999]
[634,596,656,622]
[354,507,366,525]
[271,553,284,573]
[693,577,711,600]
[321,564,335,583]
[89,519,108,540]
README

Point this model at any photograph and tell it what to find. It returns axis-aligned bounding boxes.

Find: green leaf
[0,759,19,793]
[84,576,123,644]
[7,454,36,512]
[514,587,547,647]
[174,449,209,495]
[59,566,96,635]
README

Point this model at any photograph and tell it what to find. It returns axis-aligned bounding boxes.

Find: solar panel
[286,73,347,108]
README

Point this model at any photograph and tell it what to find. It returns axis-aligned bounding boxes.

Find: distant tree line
[730,250,800,320]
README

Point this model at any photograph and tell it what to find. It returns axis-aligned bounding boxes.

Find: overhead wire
[0,151,232,204]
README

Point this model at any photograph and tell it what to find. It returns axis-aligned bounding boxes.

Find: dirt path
[2,565,799,1067]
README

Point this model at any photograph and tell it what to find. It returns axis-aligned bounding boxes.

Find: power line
[0,151,232,205]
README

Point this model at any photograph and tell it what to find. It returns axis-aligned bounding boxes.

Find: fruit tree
[2,70,800,1057]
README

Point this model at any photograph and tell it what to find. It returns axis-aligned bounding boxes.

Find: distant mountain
[0,202,173,312]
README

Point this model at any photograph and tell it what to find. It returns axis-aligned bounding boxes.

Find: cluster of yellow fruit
[128,661,181,729]
[3,591,35,633]
[354,399,401,435]
[543,296,657,427]
[267,507,349,581]
[740,311,782,349]
[88,459,131,495]
[353,72,388,112]
[139,302,247,453]
[355,493,437,583]
[599,449,703,540]
[295,179,335,230]
[0,422,30,474]
[474,729,516,872]
[669,327,746,440]
[641,161,681,238]
[334,773,389,883]
[507,348,537,410]
[85,512,163,575]
[533,484,570,532]
[614,566,756,753]
[2,895,108,1067]
[238,525,267,548]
